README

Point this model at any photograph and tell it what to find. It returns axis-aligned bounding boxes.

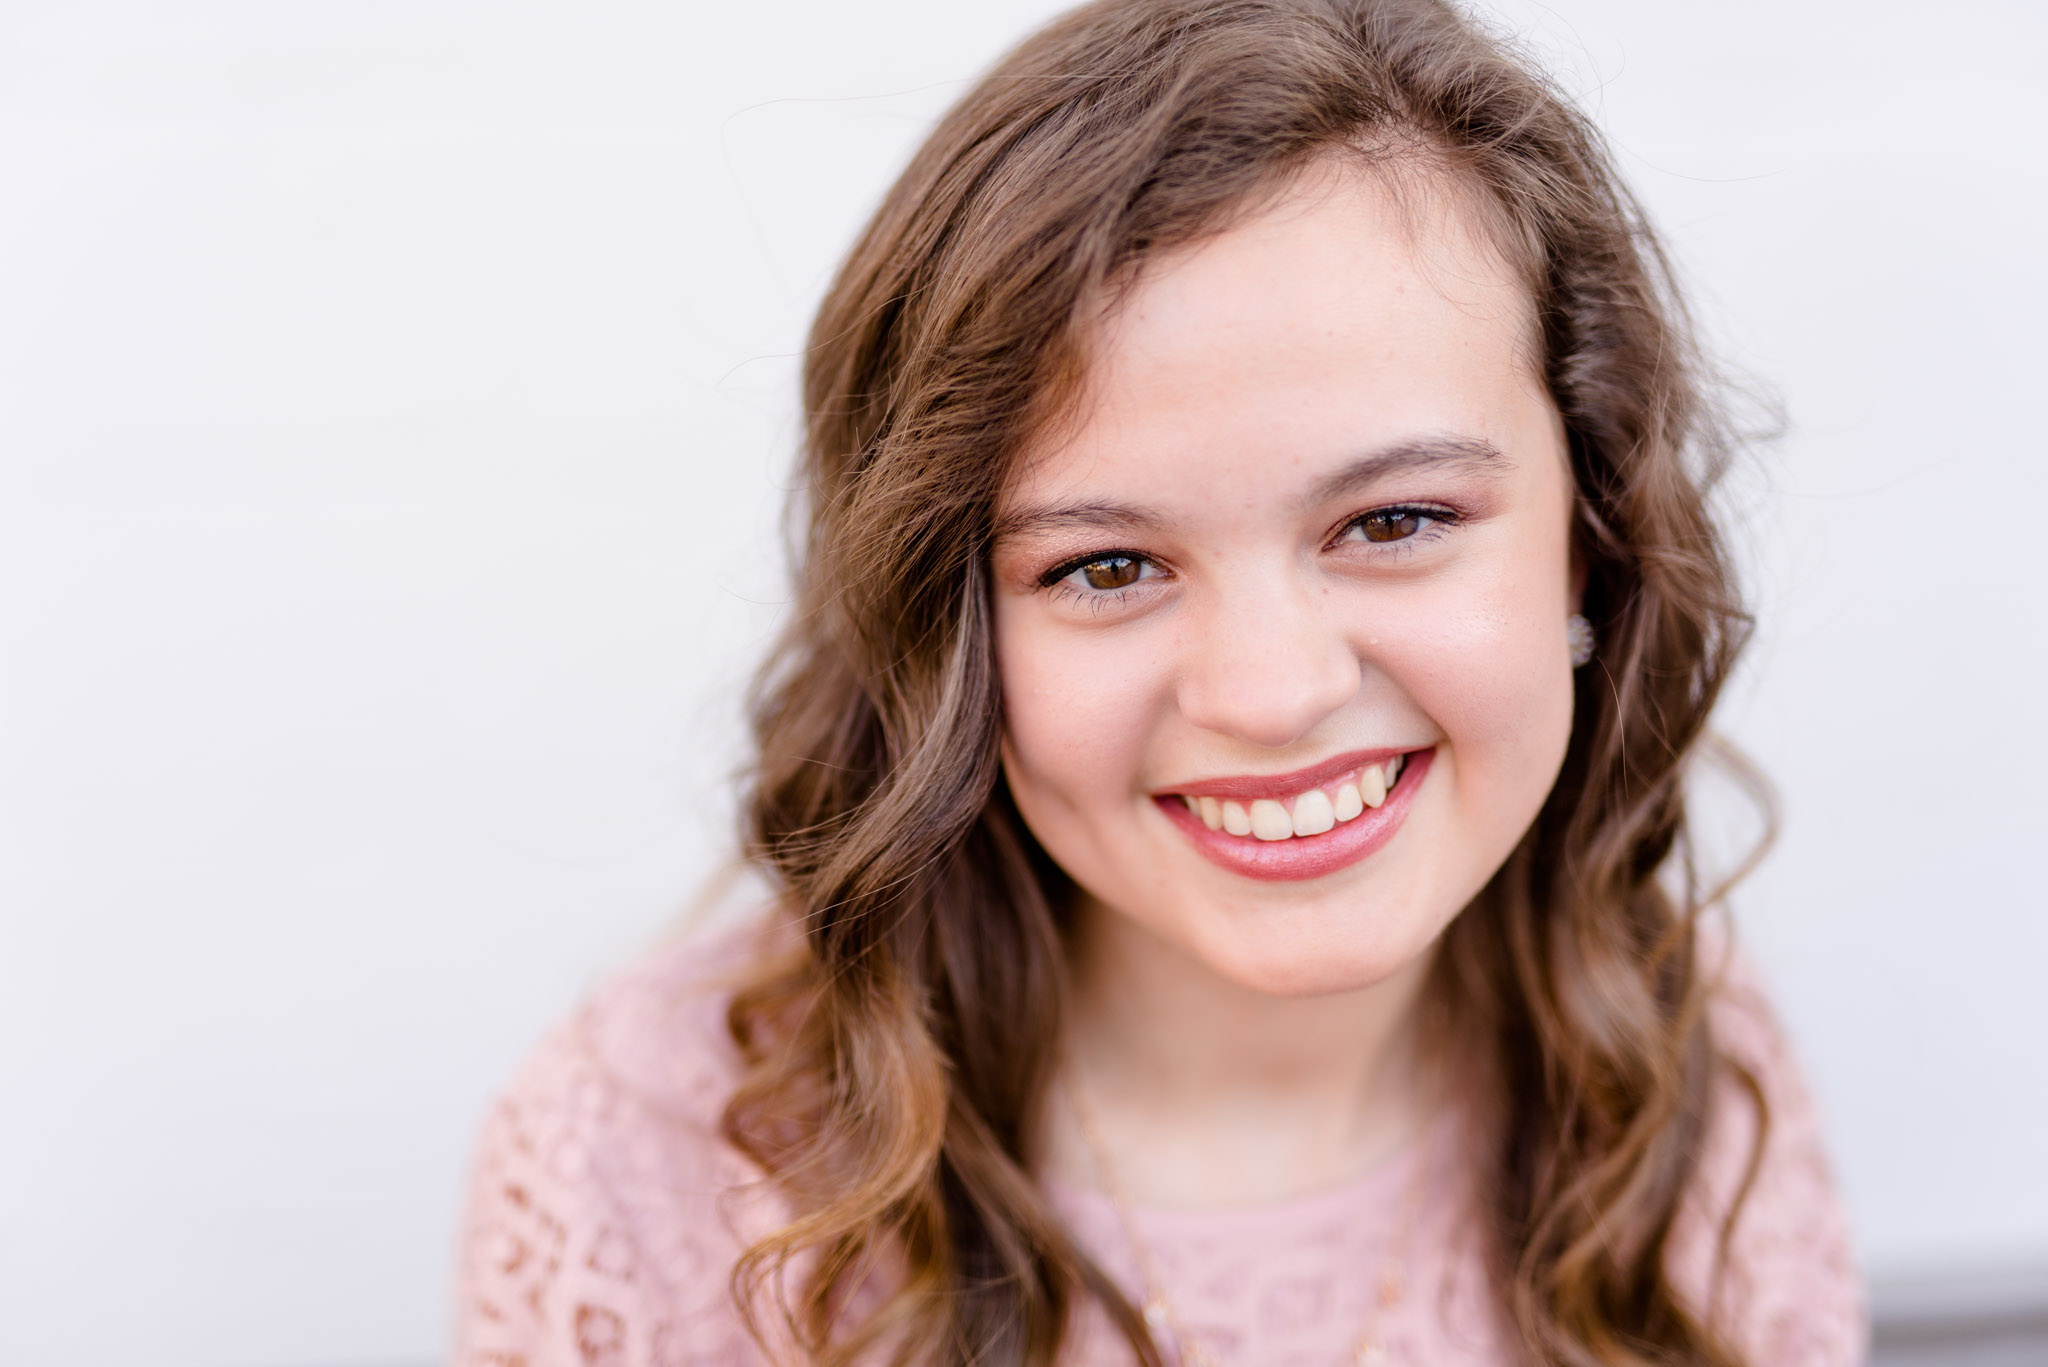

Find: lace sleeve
[453,933,781,1367]
[1668,944,1871,1367]
[452,1026,686,1367]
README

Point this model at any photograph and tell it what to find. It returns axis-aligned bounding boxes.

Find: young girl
[455,1,1866,1363]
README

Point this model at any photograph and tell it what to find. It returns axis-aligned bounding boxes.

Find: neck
[1047,894,1442,1208]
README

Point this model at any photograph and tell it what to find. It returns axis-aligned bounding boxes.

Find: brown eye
[1079,555,1142,590]
[1356,509,1426,542]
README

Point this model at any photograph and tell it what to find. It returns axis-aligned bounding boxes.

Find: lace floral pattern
[455,923,1867,1366]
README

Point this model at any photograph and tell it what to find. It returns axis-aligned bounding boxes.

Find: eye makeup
[1024,498,1470,606]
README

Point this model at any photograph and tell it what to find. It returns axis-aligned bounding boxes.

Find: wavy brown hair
[721,1,1767,1363]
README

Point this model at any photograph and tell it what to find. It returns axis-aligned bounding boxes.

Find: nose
[1174,579,1362,749]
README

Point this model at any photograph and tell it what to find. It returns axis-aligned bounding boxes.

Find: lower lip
[1154,748,1436,883]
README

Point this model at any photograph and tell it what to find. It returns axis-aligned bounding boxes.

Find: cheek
[1426,606,1568,738]
[993,607,1163,817]
[1400,466,1579,760]
[1384,576,1577,814]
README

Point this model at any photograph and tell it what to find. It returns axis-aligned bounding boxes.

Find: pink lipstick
[1153,747,1434,882]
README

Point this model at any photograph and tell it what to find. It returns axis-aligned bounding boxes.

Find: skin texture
[990,162,1582,1203]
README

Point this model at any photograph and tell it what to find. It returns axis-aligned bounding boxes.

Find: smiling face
[991,160,1582,997]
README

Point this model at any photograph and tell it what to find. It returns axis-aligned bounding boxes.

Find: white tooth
[1198,796,1223,830]
[1182,794,1199,814]
[1334,782,1364,821]
[1360,764,1387,809]
[1386,753,1403,784]
[1248,798,1293,841]
[1221,800,1252,836]
[1290,789,1336,837]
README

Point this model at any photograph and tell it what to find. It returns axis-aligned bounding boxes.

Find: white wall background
[2,2,2042,1363]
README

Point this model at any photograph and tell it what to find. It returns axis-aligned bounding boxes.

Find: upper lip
[1160,746,1422,801]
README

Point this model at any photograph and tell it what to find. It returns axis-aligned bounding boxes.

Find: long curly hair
[721,1,1767,1363]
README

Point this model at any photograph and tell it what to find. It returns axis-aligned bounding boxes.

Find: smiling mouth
[1166,753,1412,842]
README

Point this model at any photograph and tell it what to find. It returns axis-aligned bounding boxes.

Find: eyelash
[1039,552,1156,611]
[1331,503,1462,553]
[1036,503,1462,605]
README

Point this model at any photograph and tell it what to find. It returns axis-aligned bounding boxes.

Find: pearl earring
[1567,613,1595,667]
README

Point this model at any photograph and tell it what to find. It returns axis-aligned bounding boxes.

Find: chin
[1210,952,1405,999]
[1176,890,1453,998]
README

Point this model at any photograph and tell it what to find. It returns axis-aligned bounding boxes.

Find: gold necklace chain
[1060,1074,1430,1367]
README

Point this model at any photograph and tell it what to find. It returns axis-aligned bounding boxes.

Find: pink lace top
[454,918,1867,1366]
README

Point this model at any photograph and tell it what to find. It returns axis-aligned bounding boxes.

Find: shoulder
[1670,926,1870,1367]
[453,903,789,1367]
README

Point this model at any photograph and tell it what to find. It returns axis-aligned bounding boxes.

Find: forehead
[1004,160,1551,511]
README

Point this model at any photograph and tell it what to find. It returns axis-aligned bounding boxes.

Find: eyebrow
[1303,435,1513,507]
[992,435,1513,541]
[990,500,1162,540]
